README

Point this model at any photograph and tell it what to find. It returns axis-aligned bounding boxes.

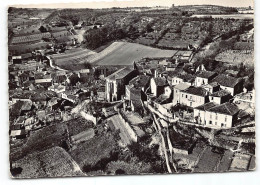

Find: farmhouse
[195,71,217,87]
[204,102,239,128]
[194,102,218,125]
[194,102,240,128]
[209,89,232,105]
[150,77,168,97]
[173,83,191,105]
[105,67,137,102]
[212,74,243,96]
[170,73,195,86]
[201,82,220,93]
[179,86,209,108]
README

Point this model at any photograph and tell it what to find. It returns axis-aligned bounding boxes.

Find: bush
[10,167,23,177]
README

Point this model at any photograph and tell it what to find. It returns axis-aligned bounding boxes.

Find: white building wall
[180,92,206,108]
[220,85,234,96]
[194,109,206,125]
[209,96,221,104]
[195,77,208,87]
[151,78,157,97]
[173,88,181,105]
[205,111,233,128]
[172,77,184,86]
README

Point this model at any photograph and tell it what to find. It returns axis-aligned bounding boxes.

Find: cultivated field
[51,48,97,70]
[51,42,178,69]
[215,50,254,67]
[92,42,178,66]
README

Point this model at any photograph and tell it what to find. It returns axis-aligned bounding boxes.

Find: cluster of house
[8,54,110,140]
[105,59,254,129]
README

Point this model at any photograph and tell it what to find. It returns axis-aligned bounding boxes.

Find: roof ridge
[224,103,232,115]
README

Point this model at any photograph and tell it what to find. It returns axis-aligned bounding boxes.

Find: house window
[190,96,192,100]
[186,95,188,98]
[215,114,218,120]
[190,102,192,107]
[225,116,227,122]
[221,123,225,127]
[211,97,214,100]
[209,121,212,124]
[182,94,184,97]
[210,114,212,119]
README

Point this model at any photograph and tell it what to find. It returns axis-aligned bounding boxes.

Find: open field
[12,147,85,178]
[51,42,178,69]
[92,42,178,66]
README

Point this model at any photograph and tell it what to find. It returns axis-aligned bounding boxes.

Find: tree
[146,23,154,33]
[39,26,47,33]
[84,62,92,69]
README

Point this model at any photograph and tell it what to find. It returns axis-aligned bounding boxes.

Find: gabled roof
[183,86,208,97]
[212,74,240,88]
[196,71,217,79]
[153,77,168,87]
[174,83,191,91]
[207,102,239,116]
[167,69,185,78]
[195,102,218,111]
[210,90,231,97]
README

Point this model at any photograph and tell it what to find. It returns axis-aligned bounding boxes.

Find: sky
[12,0,254,9]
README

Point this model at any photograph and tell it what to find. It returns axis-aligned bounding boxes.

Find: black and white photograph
[7,0,255,179]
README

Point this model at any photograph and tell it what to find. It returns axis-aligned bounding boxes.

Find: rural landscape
[8,2,255,178]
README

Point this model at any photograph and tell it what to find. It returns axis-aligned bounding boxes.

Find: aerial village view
[8,2,255,178]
